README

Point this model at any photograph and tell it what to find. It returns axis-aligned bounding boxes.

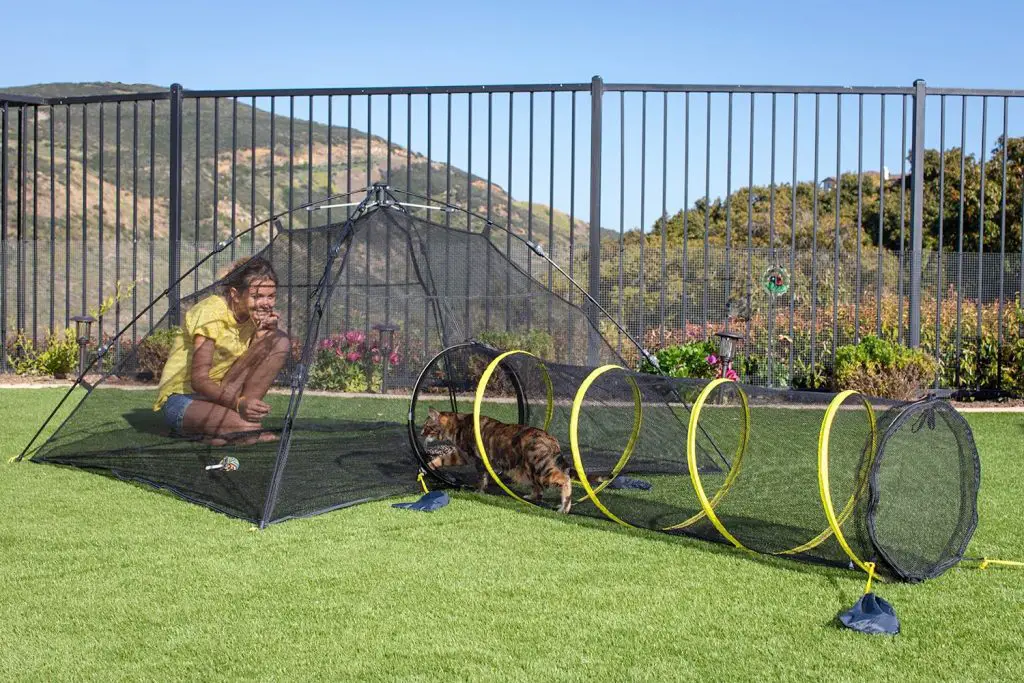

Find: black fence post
[909,79,926,348]
[587,75,604,366]
[168,83,184,326]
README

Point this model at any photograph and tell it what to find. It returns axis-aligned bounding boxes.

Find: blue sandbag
[606,476,653,490]
[838,593,900,635]
[392,491,450,512]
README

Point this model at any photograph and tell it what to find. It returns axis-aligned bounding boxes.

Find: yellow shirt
[153,295,257,410]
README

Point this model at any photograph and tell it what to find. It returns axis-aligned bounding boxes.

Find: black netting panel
[869,400,981,581]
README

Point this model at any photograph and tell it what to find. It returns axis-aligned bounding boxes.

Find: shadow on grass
[440,484,875,587]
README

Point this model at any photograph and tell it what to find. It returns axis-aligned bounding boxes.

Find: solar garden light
[373,323,398,393]
[71,315,95,377]
[714,330,744,373]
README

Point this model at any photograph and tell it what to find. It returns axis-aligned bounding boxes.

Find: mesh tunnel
[410,342,981,581]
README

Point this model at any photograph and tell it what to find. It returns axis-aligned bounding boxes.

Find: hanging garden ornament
[761,265,790,296]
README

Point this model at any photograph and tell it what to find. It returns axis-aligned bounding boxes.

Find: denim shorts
[163,393,198,432]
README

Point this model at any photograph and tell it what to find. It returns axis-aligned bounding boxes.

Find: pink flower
[371,353,382,364]
[345,330,365,345]
[319,339,333,350]
[389,351,401,366]
[705,354,718,366]
[725,368,739,381]
[346,351,362,363]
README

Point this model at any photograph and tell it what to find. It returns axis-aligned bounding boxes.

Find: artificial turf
[1,388,1021,681]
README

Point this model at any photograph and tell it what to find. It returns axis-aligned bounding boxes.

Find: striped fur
[421,407,573,513]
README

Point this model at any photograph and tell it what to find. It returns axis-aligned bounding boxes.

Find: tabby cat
[420,407,573,513]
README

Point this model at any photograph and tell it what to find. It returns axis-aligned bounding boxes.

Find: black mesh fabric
[869,400,981,581]
[26,200,623,526]
[410,348,981,579]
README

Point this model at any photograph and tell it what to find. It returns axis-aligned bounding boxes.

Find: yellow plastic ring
[816,390,877,574]
[569,365,644,509]
[685,378,751,549]
[473,350,554,507]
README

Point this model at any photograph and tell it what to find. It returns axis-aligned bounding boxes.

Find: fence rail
[3,78,1023,394]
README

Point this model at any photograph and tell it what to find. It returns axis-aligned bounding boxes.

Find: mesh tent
[21,186,980,582]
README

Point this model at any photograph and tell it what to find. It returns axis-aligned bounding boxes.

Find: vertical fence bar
[16,106,26,336]
[810,94,819,378]
[898,95,907,344]
[212,98,220,278]
[832,94,841,361]
[977,97,987,362]
[617,93,624,354]
[659,92,668,345]
[724,93,733,331]
[231,97,237,261]
[702,93,711,339]
[909,80,926,348]
[997,96,1008,388]
[131,102,138,342]
[936,95,946,375]
[876,96,885,335]
[548,91,556,336]
[485,92,492,331]
[789,94,798,382]
[1,102,8,370]
[193,98,200,298]
[32,106,38,342]
[526,92,534,330]
[855,94,863,343]
[569,91,577,355]
[639,92,647,341]
[80,105,87,317]
[49,104,55,334]
[115,102,122,356]
[767,93,777,385]
[148,100,155,327]
[587,75,604,365]
[746,94,755,348]
[682,92,690,349]
[99,102,106,341]
[168,84,184,325]
[956,97,966,387]
[66,104,72,331]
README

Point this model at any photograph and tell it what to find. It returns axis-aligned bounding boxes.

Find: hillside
[0,82,592,260]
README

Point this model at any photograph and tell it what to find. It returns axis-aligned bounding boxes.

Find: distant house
[821,177,837,192]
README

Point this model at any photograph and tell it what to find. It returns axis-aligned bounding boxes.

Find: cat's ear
[428,407,440,420]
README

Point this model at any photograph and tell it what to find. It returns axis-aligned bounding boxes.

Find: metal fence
[3,78,1023,393]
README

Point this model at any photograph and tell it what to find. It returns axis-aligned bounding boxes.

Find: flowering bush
[306,329,401,393]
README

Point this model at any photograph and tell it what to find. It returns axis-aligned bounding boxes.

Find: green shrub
[136,328,181,381]
[5,329,79,378]
[834,335,939,400]
[639,339,718,379]
[35,329,79,377]
[476,330,556,360]
[6,333,41,375]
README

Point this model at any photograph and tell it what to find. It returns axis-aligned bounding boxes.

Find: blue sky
[4,0,1023,233]
[4,0,1021,90]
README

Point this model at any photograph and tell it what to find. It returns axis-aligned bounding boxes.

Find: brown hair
[221,256,278,295]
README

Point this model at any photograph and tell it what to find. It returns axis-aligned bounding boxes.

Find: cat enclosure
[20,187,979,582]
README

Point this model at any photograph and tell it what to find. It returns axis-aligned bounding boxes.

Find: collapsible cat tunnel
[19,186,980,583]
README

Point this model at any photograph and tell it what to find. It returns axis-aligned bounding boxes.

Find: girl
[154,256,290,445]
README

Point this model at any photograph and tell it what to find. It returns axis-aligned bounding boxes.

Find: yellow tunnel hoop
[685,378,751,548]
[665,382,749,531]
[816,389,877,574]
[569,365,639,527]
[473,350,555,507]
[778,396,877,556]
[569,365,643,510]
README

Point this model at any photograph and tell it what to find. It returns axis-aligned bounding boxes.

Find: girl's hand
[253,310,280,336]
[237,396,271,422]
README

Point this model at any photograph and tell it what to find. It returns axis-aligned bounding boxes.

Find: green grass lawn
[1,388,1022,681]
